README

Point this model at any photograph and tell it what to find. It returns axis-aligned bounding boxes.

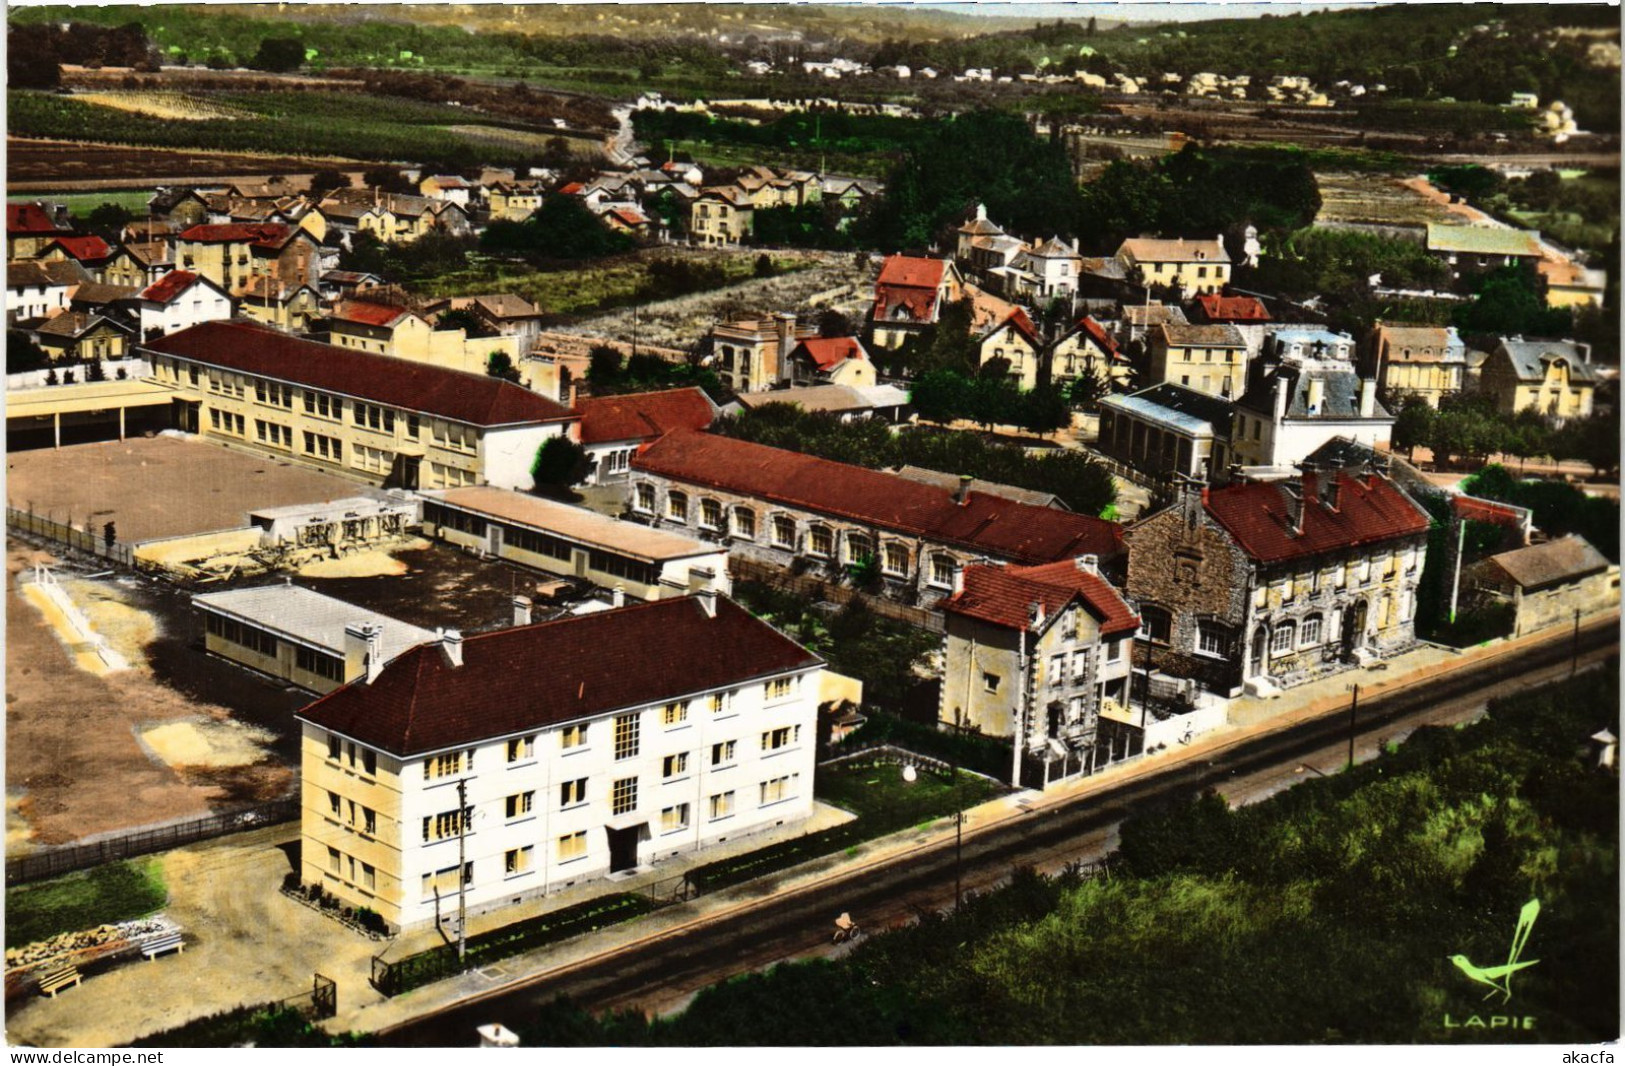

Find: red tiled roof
[1452,494,1529,529]
[877,254,948,289]
[144,321,577,428]
[333,300,413,328]
[1077,316,1122,360]
[45,235,112,262]
[137,270,209,305]
[985,307,1039,346]
[1205,471,1430,563]
[296,596,822,756]
[176,222,292,247]
[609,207,649,227]
[943,559,1139,636]
[576,387,716,445]
[632,430,1123,565]
[793,336,866,372]
[558,182,585,195]
[7,203,64,236]
[1196,294,1271,322]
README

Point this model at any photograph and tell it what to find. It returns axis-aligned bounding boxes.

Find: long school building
[295,593,823,932]
[141,320,578,492]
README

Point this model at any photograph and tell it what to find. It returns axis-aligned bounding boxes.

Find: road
[379,625,1617,1046]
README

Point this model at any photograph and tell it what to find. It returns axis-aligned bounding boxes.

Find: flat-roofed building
[1098,383,1236,487]
[421,486,730,600]
[296,594,824,931]
[194,584,436,694]
[143,320,578,492]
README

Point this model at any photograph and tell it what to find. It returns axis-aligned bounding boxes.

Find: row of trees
[1390,392,1620,480]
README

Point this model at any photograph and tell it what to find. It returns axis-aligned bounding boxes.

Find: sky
[911,1,1381,22]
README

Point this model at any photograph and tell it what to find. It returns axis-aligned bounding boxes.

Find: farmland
[70,91,259,122]
[1313,170,1464,228]
[6,137,363,190]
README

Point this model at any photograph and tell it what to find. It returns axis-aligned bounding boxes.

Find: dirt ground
[6,137,362,189]
[5,546,292,849]
[5,436,369,545]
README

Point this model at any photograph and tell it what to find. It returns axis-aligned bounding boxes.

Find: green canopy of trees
[250,36,306,73]
[481,196,635,262]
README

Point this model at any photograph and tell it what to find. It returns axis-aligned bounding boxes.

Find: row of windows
[296,644,345,683]
[327,846,377,891]
[209,409,246,436]
[256,382,294,408]
[304,432,343,463]
[255,420,293,449]
[429,462,477,489]
[326,791,378,835]
[353,402,397,434]
[204,612,277,657]
[353,444,395,475]
[325,734,378,776]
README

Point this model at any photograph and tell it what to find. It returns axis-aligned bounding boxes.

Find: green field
[7,190,154,215]
[5,859,168,949]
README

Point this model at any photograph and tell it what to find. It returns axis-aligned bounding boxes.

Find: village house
[977,308,1044,391]
[1424,223,1545,290]
[419,174,476,206]
[423,294,548,354]
[174,223,322,293]
[1117,301,1188,349]
[1363,323,1468,408]
[939,557,1138,785]
[194,584,436,696]
[296,593,825,931]
[690,187,755,247]
[319,300,521,376]
[487,181,545,223]
[869,255,966,351]
[1148,322,1249,399]
[130,270,234,341]
[143,320,578,492]
[37,235,115,284]
[708,313,820,394]
[7,202,74,259]
[31,312,135,364]
[784,336,877,390]
[235,277,325,334]
[1050,316,1132,391]
[574,386,718,485]
[1230,356,1392,472]
[66,281,139,319]
[1478,337,1596,423]
[6,260,79,326]
[1098,383,1236,489]
[146,188,213,230]
[1463,535,1619,639]
[1124,468,1430,697]
[420,486,731,600]
[101,241,175,289]
[1115,236,1231,296]
[628,429,1124,608]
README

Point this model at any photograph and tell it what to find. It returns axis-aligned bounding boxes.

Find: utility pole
[1347,683,1359,770]
[456,777,468,964]
[1448,515,1467,624]
[952,708,964,910]
[1571,607,1581,678]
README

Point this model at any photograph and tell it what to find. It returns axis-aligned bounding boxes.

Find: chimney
[440,628,464,668]
[1283,481,1305,537]
[953,474,973,506]
[1324,471,1342,512]
[611,585,626,608]
[950,562,965,595]
[696,587,717,618]
[512,595,532,627]
[1358,376,1376,418]
[344,622,385,684]
[1272,372,1291,425]
[1073,554,1098,574]
[1029,599,1045,629]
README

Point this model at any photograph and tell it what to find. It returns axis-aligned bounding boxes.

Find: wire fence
[7,507,137,569]
[5,798,300,885]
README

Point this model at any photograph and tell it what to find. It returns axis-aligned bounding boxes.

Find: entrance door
[606,825,641,873]
[1342,600,1368,660]
[487,523,505,557]
[1249,626,1268,678]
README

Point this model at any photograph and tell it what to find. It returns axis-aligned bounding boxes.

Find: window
[505,846,534,876]
[709,691,728,715]
[1300,615,1322,647]
[422,807,472,842]
[662,701,689,727]
[663,752,689,778]
[327,734,341,761]
[1197,623,1225,657]
[505,791,534,820]
[635,483,656,513]
[507,735,535,763]
[423,751,464,780]
[1271,622,1296,655]
[1072,649,1088,681]
[772,516,796,549]
[614,714,640,760]
[558,831,588,862]
[760,774,796,806]
[712,740,736,766]
[808,526,833,558]
[1139,607,1172,644]
[362,750,376,777]
[766,677,794,700]
[661,804,690,833]
[327,790,340,817]
[1106,639,1122,663]
[1049,654,1065,689]
[929,555,957,588]
[733,507,756,539]
[983,671,1001,693]
[709,791,735,820]
[700,498,723,530]
[560,723,587,750]
[328,846,341,873]
[666,491,688,522]
[362,862,375,890]
[611,776,638,816]
[762,726,796,752]
[883,543,909,576]
[560,778,587,807]
[362,807,376,835]
[845,534,872,565]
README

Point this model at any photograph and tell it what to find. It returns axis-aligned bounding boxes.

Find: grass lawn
[7,190,153,216]
[817,760,1004,835]
[5,859,167,949]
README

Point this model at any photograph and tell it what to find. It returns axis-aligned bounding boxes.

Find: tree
[436,308,487,336]
[308,169,352,195]
[1019,386,1072,437]
[1066,363,1110,412]
[85,203,133,237]
[487,351,522,384]
[920,298,979,375]
[86,358,107,382]
[587,345,624,386]
[1453,265,1573,338]
[250,37,306,74]
[1552,409,1621,480]
[480,196,634,261]
[753,254,776,279]
[1390,396,1436,462]
[7,330,49,373]
[817,309,853,338]
[362,166,413,194]
[530,436,590,497]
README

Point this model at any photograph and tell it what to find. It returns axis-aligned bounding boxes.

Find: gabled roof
[632,430,1122,565]
[1118,237,1229,264]
[1482,535,1610,592]
[1373,322,1464,362]
[1494,338,1596,383]
[321,269,383,286]
[296,596,822,757]
[958,215,1004,237]
[736,385,871,416]
[69,282,140,307]
[7,261,72,289]
[235,276,318,302]
[1070,316,1121,359]
[116,241,174,268]
[332,300,416,329]
[144,321,578,429]
[575,387,717,445]
[980,307,1039,347]
[177,222,293,246]
[1124,303,1188,328]
[792,335,869,372]
[137,270,223,306]
[1425,223,1543,258]
[557,182,586,196]
[877,254,950,290]
[608,206,650,227]
[43,235,113,262]
[148,187,209,214]
[942,559,1139,636]
[35,311,132,340]
[1195,293,1270,322]
[7,203,66,236]
[1204,471,1430,563]
[1158,323,1247,348]
[1030,236,1076,258]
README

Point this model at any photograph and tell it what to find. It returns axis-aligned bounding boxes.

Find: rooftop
[942,558,1138,636]
[1196,294,1271,322]
[193,584,436,665]
[296,595,822,757]
[1483,535,1611,591]
[426,486,724,562]
[1425,223,1544,258]
[1204,470,1430,563]
[1118,236,1230,264]
[1101,383,1234,437]
[1160,322,1247,348]
[575,387,716,445]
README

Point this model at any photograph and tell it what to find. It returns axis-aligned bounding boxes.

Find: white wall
[481,423,568,492]
[140,284,232,339]
[1266,418,1393,469]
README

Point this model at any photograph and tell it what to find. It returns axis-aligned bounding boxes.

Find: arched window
[634,483,655,513]
[807,525,833,558]
[882,543,909,577]
[844,533,872,565]
[732,506,756,539]
[771,515,796,549]
[929,554,958,588]
[1139,606,1172,644]
[699,498,722,530]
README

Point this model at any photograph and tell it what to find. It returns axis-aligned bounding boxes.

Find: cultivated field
[6,137,362,190]
[1313,170,1463,227]
[71,91,258,122]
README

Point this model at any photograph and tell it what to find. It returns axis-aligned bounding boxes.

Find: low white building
[133,270,233,341]
[297,593,824,931]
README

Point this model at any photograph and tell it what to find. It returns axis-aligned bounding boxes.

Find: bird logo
[1450,899,1541,1005]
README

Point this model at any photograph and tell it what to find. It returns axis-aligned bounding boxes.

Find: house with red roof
[629,429,1123,608]
[132,270,233,340]
[295,592,826,930]
[574,386,718,484]
[785,335,876,389]
[142,320,578,492]
[1192,293,1270,325]
[940,556,1138,783]
[38,235,115,281]
[870,254,965,351]
[7,202,72,259]
[174,222,321,292]
[1051,315,1132,391]
[1124,469,1430,697]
